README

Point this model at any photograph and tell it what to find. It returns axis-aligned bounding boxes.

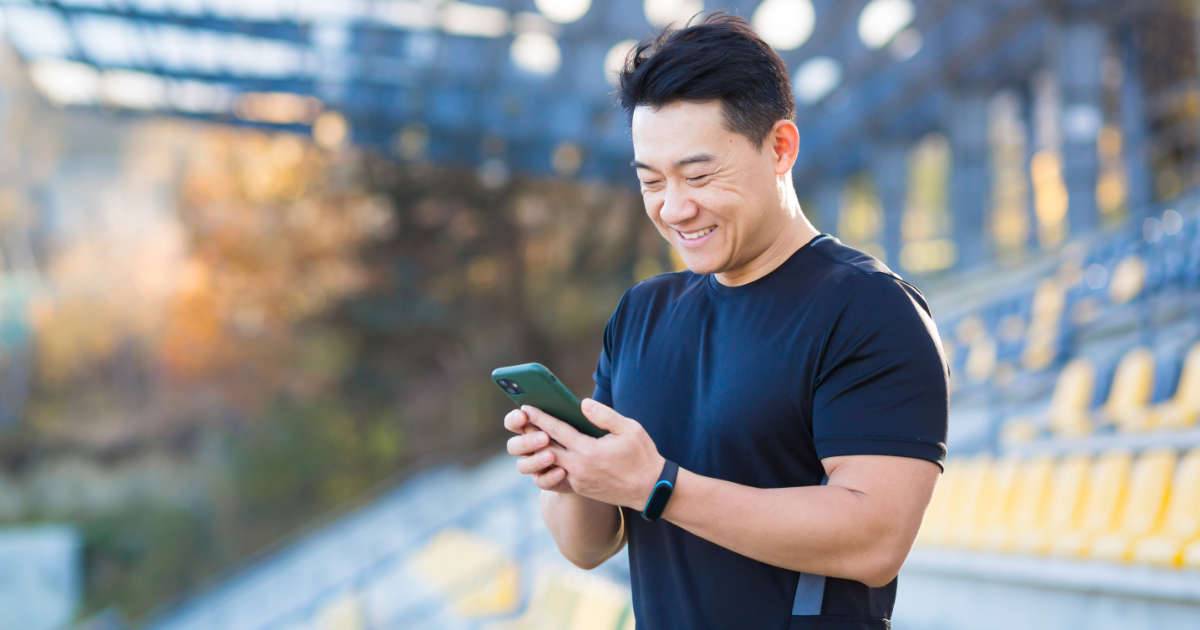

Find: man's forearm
[541,491,625,570]
[661,469,915,587]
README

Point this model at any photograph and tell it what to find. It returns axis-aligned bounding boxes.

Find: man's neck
[713,218,821,287]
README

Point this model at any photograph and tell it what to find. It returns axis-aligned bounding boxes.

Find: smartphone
[491,362,608,438]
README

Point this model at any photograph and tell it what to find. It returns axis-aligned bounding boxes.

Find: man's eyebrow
[630,153,716,171]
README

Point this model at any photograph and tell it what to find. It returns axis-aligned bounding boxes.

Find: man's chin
[675,253,722,275]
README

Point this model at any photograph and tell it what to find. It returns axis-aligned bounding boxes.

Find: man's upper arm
[808,272,948,576]
[591,288,633,407]
[811,272,949,468]
[822,454,940,544]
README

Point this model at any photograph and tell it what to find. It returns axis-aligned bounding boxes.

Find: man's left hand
[523,398,665,510]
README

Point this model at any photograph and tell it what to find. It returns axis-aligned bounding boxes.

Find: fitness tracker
[641,459,679,521]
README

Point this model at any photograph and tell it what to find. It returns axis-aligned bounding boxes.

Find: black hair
[617,12,795,147]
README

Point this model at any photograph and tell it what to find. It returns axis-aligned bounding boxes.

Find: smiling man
[502,13,948,630]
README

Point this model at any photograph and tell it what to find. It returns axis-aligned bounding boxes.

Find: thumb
[581,398,629,433]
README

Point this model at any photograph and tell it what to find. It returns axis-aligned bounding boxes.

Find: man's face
[631,100,782,276]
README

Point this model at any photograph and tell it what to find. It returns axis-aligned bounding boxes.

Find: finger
[503,409,529,434]
[547,444,573,468]
[535,466,567,490]
[516,450,556,475]
[506,430,550,456]
[522,405,588,451]
[580,398,630,434]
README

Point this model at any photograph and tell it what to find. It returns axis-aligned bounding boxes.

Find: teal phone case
[491,362,608,438]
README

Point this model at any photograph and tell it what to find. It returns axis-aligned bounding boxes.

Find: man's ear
[768,120,800,176]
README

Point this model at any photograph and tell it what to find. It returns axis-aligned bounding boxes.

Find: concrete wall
[893,550,1200,630]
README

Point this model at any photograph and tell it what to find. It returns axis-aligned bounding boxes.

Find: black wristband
[641,459,679,521]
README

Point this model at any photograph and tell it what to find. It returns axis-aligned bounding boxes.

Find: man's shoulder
[808,235,898,283]
[807,236,932,317]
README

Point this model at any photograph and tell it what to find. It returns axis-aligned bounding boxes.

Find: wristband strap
[641,459,679,521]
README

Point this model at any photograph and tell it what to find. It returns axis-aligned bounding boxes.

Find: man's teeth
[681,226,716,240]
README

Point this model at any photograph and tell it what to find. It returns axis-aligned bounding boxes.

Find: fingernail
[581,398,594,410]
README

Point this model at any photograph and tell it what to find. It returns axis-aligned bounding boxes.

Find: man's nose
[660,182,698,225]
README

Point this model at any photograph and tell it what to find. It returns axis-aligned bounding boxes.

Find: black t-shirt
[591,233,949,630]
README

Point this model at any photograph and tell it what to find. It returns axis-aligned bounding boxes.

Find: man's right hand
[506,407,626,570]
[505,408,573,494]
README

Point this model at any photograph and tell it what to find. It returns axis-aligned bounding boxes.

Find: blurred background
[0,0,1198,628]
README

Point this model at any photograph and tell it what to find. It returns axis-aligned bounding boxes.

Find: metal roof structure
[0,2,1093,175]
[0,0,1178,272]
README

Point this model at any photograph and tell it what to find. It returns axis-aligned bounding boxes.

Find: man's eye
[641,180,663,189]
[686,174,711,183]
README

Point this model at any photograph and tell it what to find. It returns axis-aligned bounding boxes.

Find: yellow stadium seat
[945,456,993,547]
[1000,358,1096,444]
[1046,359,1096,437]
[313,591,365,630]
[1023,280,1065,371]
[491,569,632,630]
[408,529,520,618]
[569,579,630,630]
[1089,449,1176,562]
[955,316,986,346]
[1153,343,1200,431]
[1132,449,1200,567]
[1012,454,1091,555]
[1183,539,1200,568]
[1108,255,1146,304]
[965,336,997,384]
[915,461,958,547]
[966,457,1022,549]
[982,456,1054,552]
[488,570,581,630]
[1093,348,1155,431]
[1050,451,1133,557]
[1000,419,1039,446]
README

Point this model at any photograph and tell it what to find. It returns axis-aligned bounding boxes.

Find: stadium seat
[1131,449,1200,567]
[1004,358,1096,440]
[981,455,1054,552]
[979,451,1056,549]
[966,456,1021,549]
[999,419,1039,445]
[1088,449,1176,562]
[1046,359,1097,436]
[955,315,986,347]
[965,336,997,384]
[1148,342,1200,431]
[407,529,520,618]
[569,579,631,630]
[1093,347,1155,431]
[1108,255,1147,304]
[313,591,365,630]
[489,570,580,630]
[1183,539,1200,568]
[1050,451,1133,557]
[1012,454,1091,555]
[1022,279,1065,371]
[490,569,633,630]
[915,459,958,547]
[945,456,993,547]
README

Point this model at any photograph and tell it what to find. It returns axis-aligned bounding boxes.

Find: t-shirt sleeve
[591,289,632,407]
[811,272,949,470]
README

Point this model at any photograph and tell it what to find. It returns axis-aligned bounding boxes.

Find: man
[503,13,948,630]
